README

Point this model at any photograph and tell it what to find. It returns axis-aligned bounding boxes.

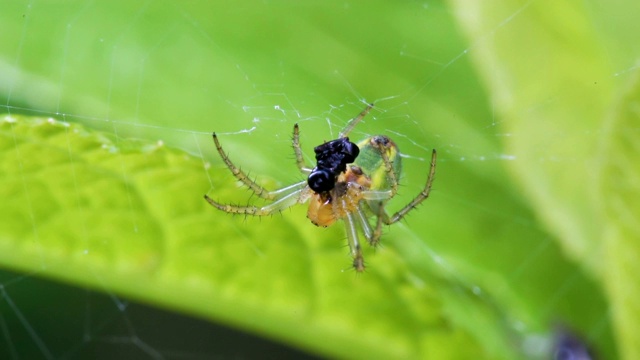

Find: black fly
[307,138,359,193]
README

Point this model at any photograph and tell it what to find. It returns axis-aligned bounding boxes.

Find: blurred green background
[1,0,639,359]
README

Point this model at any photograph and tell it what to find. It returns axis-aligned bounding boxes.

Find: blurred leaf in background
[1,0,638,359]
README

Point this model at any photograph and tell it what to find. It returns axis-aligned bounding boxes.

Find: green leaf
[0,115,518,359]
[449,0,640,358]
[600,71,640,360]
[449,0,613,274]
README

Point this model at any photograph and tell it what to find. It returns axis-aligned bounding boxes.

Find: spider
[204,104,437,272]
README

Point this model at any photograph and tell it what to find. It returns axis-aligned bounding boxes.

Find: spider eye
[308,169,334,193]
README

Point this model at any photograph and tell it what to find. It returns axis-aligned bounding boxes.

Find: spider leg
[373,136,400,198]
[339,103,374,138]
[261,180,307,197]
[292,124,312,174]
[343,210,365,272]
[362,190,393,201]
[204,186,312,216]
[384,149,437,225]
[355,205,374,240]
[371,201,386,247]
[212,133,278,200]
[356,190,392,247]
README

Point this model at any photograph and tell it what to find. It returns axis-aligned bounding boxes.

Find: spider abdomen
[356,135,402,192]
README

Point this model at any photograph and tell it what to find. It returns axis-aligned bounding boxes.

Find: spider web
[0,0,633,359]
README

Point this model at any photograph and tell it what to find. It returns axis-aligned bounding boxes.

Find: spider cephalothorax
[204,103,437,272]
